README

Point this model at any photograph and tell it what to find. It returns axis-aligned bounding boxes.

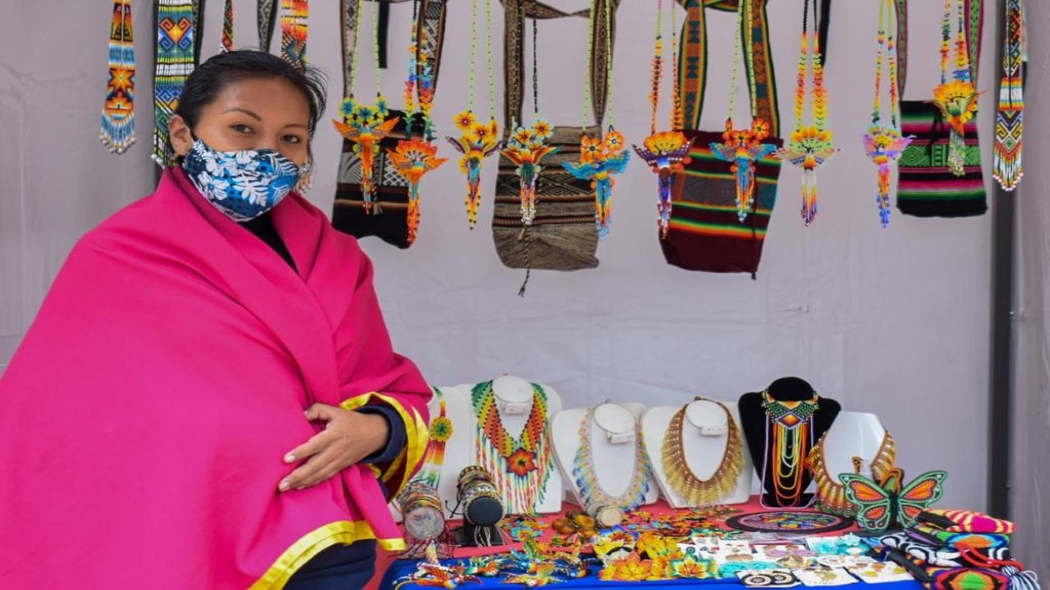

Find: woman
[0,50,430,589]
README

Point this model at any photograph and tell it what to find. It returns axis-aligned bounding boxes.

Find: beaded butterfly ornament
[840,466,948,532]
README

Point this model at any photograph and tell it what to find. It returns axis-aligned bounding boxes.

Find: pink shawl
[0,169,431,588]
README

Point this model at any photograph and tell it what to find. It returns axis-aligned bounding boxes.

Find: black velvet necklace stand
[738,377,840,507]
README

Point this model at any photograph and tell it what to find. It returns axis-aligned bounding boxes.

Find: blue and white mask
[182,138,308,221]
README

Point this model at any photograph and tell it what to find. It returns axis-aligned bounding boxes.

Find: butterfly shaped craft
[839,466,947,533]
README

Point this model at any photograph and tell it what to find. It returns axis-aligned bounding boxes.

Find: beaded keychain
[708,0,779,224]
[562,0,629,240]
[862,0,912,228]
[930,0,983,177]
[100,0,136,154]
[993,0,1025,191]
[332,0,399,214]
[280,0,308,67]
[632,0,693,239]
[445,0,502,229]
[386,0,449,245]
[777,0,837,226]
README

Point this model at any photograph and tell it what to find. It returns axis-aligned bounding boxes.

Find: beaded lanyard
[100,0,136,155]
[471,380,553,514]
[152,0,198,166]
[385,0,449,246]
[632,0,692,239]
[760,390,819,507]
[994,0,1025,191]
[257,0,278,51]
[778,0,837,226]
[572,406,651,510]
[333,0,399,214]
[709,0,779,224]
[562,0,629,240]
[862,0,912,228]
[661,398,744,506]
[930,0,982,177]
[414,387,453,490]
[280,0,308,67]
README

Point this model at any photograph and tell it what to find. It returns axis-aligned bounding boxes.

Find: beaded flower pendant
[564,129,631,239]
[500,117,559,226]
[446,112,501,228]
[386,138,448,245]
[332,95,399,214]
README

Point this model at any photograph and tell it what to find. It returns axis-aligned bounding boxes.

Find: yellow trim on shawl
[249,520,406,590]
[341,391,430,499]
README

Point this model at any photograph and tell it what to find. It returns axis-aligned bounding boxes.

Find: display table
[369,498,927,589]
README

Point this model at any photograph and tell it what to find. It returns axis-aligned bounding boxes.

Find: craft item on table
[219,0,233,52]
[719,561,780,580]
[100,0,136,155]
[503,563,564,587]
[910,525,1009,551]
[572,405,651,512]
[929,0,983,176]
[840,465,947,533]
[816,554,876,570]
[737,569,800,588]
[500,514,545,541]
[471,380,553,515]
[805,534,866,557]
[726,511,852,535]
[661,398,744,506]
[593,530,636,563]
[397,480,447,543]
[917,509,1015,535]
[708,0,779,223]
[393,560,482,589]
[845,559,914,583]
[1002,565,1042,590]
[632,0,692,239]
[500,117,558,227]
[621,505,740,538]
[550,510,598,539]
[777,0,837,226]
[793,566,857,587]
[279,0,308,67]
[994,0,1026,191]
[678,536,719,561]
[562,0,629,239]
[762,389,819,507]
[152,0,198,166]
[862,0,912,227]
[257,0,278,51]
[445,0,500,229]
[586,502,624,529]
[807,430,897,518]
[455,465,505,547]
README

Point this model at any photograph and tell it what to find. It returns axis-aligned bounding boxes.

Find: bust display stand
[469,375,563,515]
[738,377,840,507]
[642,398,753,508]
[550,401,659,511]
[808,411,895,516]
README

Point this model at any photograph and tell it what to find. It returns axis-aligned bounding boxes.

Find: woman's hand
[278,403,390,492]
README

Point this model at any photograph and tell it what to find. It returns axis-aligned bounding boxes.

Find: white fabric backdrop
[1,1,1006,517]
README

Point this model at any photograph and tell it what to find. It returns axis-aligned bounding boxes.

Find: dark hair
[174,50,327,139]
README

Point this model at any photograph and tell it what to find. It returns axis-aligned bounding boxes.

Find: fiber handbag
[492,0,619,276]
[663,0,782,277]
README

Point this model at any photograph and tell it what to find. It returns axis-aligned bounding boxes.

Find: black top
[240,213,297,272]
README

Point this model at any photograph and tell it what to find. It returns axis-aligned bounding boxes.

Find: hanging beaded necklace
[807,430,896,517]
[778,0,837,226]
[332,0,399,214]
[761,390,819,507]
[632,0,692,239]
[572,406,651,511]
[152,0,198,166]
[445,0,501,229]
[471,380,553,514]
[100,0,136,155]
[709,0,779,224]
[279,0,308,67]
[863,0,913,228]
[930,0,983,177]
[562,0,629,240]
[415,387,454,490]
[993,0,1025,191]
[661,398,744,506]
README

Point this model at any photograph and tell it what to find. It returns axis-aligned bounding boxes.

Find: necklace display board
[642,397,753,508]
[550,401,659,511]
[807,411,896,517]
[470,375,563,514]
[739,377,840,508]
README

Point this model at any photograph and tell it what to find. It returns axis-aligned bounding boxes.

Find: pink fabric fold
[0,169,430,588]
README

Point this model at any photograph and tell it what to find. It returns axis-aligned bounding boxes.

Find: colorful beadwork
[726,511,852,534]
[100,0,136,155]
[840,466,947,532]
[280,0,308,67]
[221,0,234,52]
[471,381,553,514]
[778,0,837,226]
[864,0,913,227]
[661,399,744,506]
[994,0,1025,191]
[807,430,897,518]
[153,0,196,166]
[414,387,452,490]
[499,117,559,226]
[571,406,651,511]
[403,0,437,139]
[930,0,983,176]
[564,129,631,239]
[761,390,819,507]
[258,0,278,51]
[387,138,448,244]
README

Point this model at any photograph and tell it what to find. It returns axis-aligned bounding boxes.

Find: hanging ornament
[993,0,1025,191]
[563,0,629,239]
[862,0,913,228]
[332,0,398,214]
[280,0,308,67]
[387,139,448,245]
[930,0,983,176]
[708,0,779,223]
[152,0,197,166]
[221,0,234,52]
[501,116,558,226]
[100,0,136,154]
[777,0,837,226]
[632,0,692,239]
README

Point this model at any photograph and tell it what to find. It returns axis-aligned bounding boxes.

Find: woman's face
[169,77,311,166]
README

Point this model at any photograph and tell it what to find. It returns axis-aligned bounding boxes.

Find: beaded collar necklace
[572,406,651,510]
[808,430,896,517]
[760,390,819,507]
[661,398,744,506]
